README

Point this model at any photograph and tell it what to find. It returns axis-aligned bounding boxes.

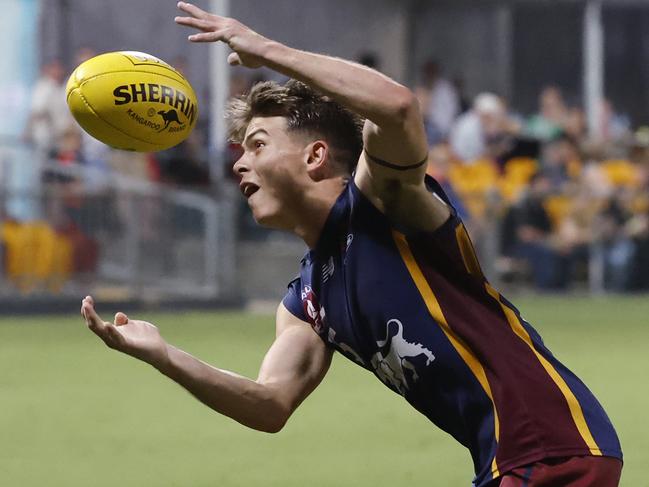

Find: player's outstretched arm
[81,296,332,433]
[174,2,450,230]
[174,2,427,167]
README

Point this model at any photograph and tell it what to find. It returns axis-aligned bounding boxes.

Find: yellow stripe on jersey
[392,231,501,477]
[455,223,484,278]
[484,282,602,456]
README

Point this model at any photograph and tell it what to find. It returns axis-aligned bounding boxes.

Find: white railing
[0,140,237,301]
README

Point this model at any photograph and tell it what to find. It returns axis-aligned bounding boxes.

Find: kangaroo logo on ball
[158,109,182,132]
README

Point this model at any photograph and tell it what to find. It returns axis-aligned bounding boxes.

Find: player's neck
[291,177,347,249]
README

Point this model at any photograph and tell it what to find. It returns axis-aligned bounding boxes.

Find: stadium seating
[0,221,74,293]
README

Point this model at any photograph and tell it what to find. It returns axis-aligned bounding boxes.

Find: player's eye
[254,140,265,149]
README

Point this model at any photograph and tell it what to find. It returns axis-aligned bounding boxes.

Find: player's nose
[232,154,249,177]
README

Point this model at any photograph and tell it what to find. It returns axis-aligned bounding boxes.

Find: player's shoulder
[352,161,454,235]
[281,275,305,320]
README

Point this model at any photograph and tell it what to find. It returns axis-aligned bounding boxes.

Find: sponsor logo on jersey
[321,256,335,283]
[301,285,326,333]
[371,319,435,395]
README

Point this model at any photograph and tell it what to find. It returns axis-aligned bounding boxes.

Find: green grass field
[1,296,648,486]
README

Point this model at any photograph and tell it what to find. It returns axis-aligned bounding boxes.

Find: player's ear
[304,140,331,182]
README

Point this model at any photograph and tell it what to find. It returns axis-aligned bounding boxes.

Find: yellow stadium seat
[500,158,538,202]
[543,195,572,230]
[448,159,499,218]
[504,157,538,182]
[567,158,582,179]
[601,159,638,187]
[1,221,25,283]
[1,221,74,293]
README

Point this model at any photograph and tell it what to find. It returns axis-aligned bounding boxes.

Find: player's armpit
[354,149,451,234]
[255,304,333,427]
[352,92,452,232]
[353,92,445,220]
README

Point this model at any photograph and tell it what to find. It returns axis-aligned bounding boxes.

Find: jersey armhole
[282,277,308,323]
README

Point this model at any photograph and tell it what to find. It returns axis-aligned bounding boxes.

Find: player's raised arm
[81,296,332,433]
[174,2,429,176]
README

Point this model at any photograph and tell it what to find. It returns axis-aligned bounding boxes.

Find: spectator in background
[52,127,84,168]
[629,214,649,290]
[627,156,649,290]
[593,198,635,291]
[539,133,581,190]
[414,59,460,145]
[597,98,632,145]
[504,173,567,289]
[24,60,73,152]
[154,54,210,187]
[564,103,587,142]
[74,47,112,189]
[425,144,469,221]
[155,125,210,186]
[452,75,471,115]
[449,92,512,164]
[525,86,567,142]
[43,126,84,185]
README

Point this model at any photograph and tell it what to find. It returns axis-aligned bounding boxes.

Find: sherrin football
[66,51,198,152]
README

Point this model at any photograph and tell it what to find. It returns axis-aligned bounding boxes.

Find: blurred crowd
[22,50,211,188]
[1,50,211,293]
[413,60,649,292]
[228,55,649,292]
[2,52,648,293]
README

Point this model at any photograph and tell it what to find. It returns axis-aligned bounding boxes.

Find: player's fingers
[81,295,93,319]
[81,299,107,333]
[174,16,212,31]
[187,31,226,43]
[228,52,243,66]
[81,296,93,319]
[114,312,129,326]
[176,1,211,19]
[227,52,242,66]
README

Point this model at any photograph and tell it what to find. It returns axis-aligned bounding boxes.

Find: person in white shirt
[414,60,460,144]
[24,60,73,152]
[449,92,507,164]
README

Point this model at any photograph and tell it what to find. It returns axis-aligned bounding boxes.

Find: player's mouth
[240,181,260,199]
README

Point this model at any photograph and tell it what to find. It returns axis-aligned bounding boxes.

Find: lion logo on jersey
[371,319,435,395]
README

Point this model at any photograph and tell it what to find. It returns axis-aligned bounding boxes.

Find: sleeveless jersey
[282,176,622,487]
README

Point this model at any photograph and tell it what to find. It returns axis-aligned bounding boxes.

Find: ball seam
[72,88,162,150]
[118,52,190,82]
[76,70,192,93]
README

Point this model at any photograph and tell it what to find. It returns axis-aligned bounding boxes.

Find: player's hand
[174,1,268,68]
[80,296,169,368]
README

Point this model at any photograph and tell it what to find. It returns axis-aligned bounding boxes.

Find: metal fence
[0,142,237,304]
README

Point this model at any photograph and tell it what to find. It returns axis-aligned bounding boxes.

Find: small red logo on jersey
[301,285,326,333]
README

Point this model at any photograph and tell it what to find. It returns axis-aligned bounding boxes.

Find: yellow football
[66,51,198,152]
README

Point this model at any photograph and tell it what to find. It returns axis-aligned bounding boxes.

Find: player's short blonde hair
[226,80,364,173]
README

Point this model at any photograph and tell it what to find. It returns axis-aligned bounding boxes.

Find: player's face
[233,116,312,228]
